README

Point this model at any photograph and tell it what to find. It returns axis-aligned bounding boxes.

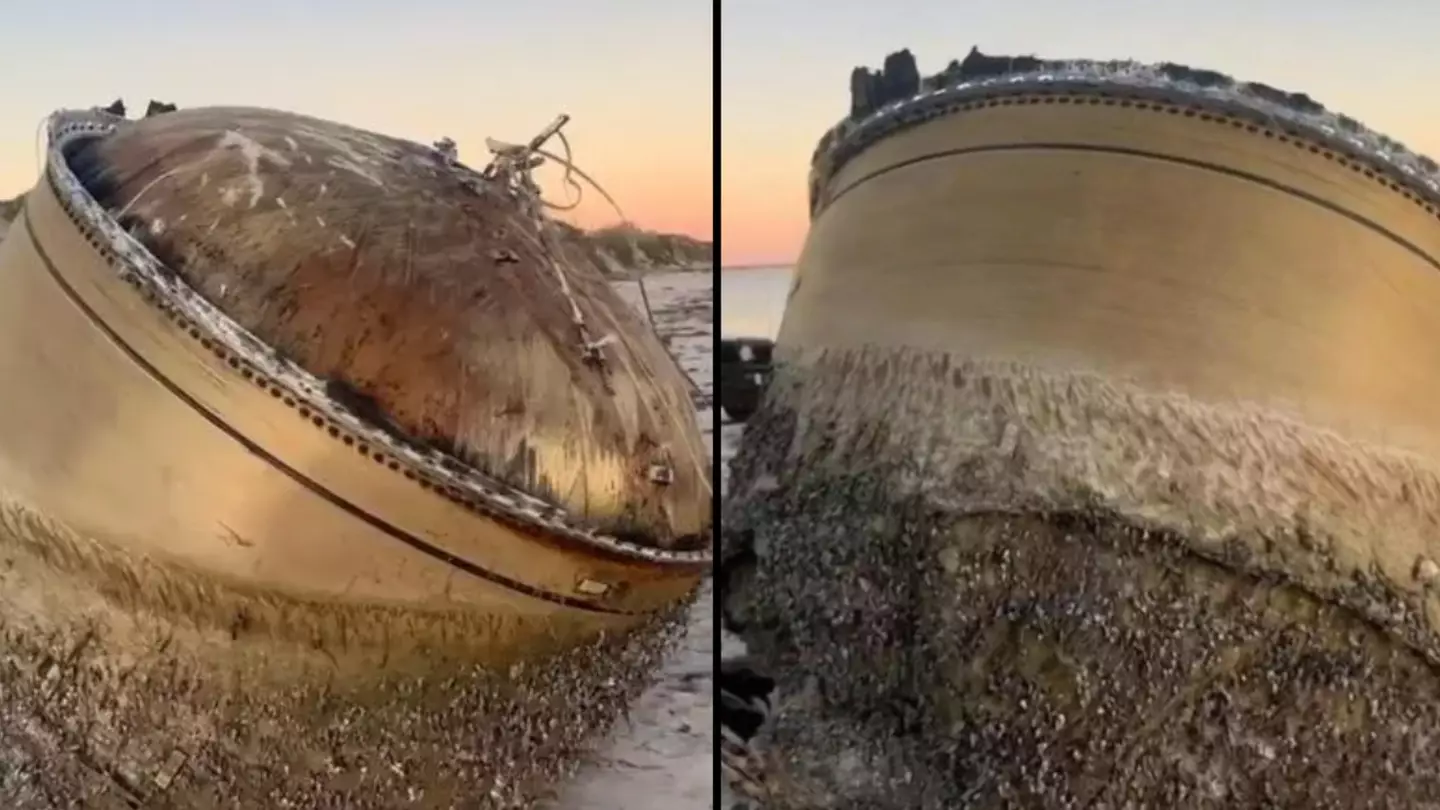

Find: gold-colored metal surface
[0,106,710,808]
[0,178,700,630]
[787,96,1440,457]
[68,107,710,548]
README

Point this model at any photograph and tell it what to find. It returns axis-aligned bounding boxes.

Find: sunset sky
[0,0,712,239]
[721,0,1440,267]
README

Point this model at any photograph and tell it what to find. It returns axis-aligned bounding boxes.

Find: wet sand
[554,272,717,809]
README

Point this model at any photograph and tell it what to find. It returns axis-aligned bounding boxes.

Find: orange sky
[721,0,1440,267]
[0,1,712,240]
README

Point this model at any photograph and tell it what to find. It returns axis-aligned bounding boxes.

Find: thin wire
[529,144,665,349]
[502,123,701,396]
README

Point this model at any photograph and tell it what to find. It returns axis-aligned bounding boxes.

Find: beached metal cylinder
[0,106,709,808]
[723,74,1440,807]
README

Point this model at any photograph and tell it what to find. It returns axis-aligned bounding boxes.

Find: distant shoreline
[720,263,794,272]
[606,263,713,281]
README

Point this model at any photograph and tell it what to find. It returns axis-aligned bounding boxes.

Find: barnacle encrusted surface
[721,48,1440,805]
[723,353,1440,807]
[0,497,695,809]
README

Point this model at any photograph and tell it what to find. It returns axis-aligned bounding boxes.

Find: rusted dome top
[61,106,709,550]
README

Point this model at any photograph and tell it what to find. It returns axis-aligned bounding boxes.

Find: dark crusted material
[726,504,1440,809]
[849,50,922,119]
[846,47,1333,123]
[0,502,693,809]
[722,348,1440,808]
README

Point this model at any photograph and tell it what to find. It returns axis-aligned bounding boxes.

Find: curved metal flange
[43,109,710,567]
[809,69,1440,221]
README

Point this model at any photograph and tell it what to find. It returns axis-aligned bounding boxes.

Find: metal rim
[810,73,1440,223]
[42,109,711,566]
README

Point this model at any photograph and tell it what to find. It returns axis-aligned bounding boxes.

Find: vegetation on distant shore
[553,221,713,276]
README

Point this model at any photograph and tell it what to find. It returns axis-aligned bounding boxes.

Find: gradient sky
[0,0,712,238]
[721,0,1440,266]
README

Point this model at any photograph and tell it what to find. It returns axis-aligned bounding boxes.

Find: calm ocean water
[720,265,794,340]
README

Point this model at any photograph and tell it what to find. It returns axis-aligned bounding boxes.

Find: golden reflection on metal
[0,124,707,666]
[788,96,1440,458]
